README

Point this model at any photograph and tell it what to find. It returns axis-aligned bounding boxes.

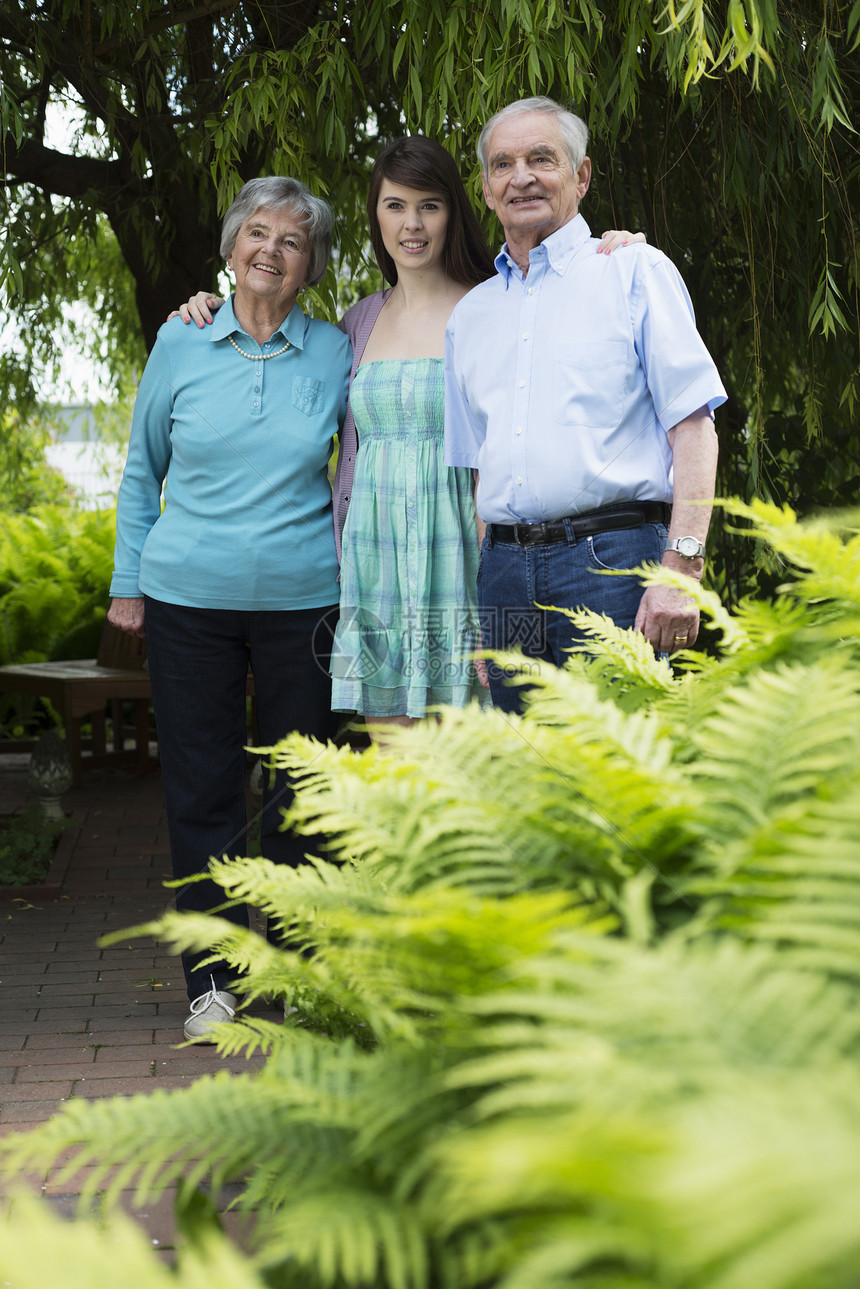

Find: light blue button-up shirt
[444,214,726,525]
[111,296,351,610]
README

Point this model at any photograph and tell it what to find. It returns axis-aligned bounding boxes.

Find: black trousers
[144,596,339,1000]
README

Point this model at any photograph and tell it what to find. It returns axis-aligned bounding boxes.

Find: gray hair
[219,177,334,287]
[477,97,589,177]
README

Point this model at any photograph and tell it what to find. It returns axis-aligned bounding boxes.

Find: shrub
[2,501,860,1289]
[0,503,116,735]
[0,803,69,886]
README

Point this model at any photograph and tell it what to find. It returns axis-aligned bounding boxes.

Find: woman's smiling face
[229,206,312,316]
[376,181,449,276]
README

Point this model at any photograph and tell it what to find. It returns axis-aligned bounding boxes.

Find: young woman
[175,139,641,739]
[329,137,496,736]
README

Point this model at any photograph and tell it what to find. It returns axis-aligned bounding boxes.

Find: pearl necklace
[228,335,291,360]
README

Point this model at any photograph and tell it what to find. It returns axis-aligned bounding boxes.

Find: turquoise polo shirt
[111,297,351,610]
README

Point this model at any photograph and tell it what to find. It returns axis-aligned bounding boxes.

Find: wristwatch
[665,536,706,559]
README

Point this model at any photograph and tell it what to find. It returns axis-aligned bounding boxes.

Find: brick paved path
[0,757,277,1254]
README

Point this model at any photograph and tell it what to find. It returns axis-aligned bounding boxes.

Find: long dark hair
[367,136,495,289]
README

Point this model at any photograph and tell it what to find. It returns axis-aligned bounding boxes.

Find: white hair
[477,97,589,176]
[219,177,334,286]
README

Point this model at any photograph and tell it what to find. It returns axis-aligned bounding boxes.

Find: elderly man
[444,97,726,713]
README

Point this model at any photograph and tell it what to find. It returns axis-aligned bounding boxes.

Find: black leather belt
[488,502,671,547]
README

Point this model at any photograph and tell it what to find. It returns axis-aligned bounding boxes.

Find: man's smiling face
[481,112,591,250]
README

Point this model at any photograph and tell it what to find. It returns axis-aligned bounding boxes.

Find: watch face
[678,536,701,557]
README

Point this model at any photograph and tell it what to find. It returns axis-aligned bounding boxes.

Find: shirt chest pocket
[292,376,325,416]
[553,340,630,428]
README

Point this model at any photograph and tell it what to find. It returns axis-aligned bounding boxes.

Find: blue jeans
[477,521,668,714]
[144,597,339,1000]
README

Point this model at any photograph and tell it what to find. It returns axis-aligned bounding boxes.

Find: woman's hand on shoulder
[596,230,647,255]
[165,292,226,326]
[107,597,146,638]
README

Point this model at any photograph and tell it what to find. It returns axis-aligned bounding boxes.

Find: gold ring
[674,635,688,642]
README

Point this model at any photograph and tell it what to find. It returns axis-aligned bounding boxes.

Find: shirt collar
[494,213,593,286]
[209,295,308,351]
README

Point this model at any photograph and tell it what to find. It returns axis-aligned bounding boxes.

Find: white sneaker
[184,979,237,1041]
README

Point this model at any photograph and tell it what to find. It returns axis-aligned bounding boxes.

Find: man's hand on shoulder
[165,292,225,326]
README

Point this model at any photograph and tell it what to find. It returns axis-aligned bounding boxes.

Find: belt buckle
[514,522,543,546]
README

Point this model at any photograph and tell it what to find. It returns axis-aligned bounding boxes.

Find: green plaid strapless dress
[330,358,486,717]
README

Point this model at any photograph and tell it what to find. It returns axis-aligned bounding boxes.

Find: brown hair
[366,136,495,288]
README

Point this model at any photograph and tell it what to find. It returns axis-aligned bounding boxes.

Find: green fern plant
[0,504,115,667]
[0,1196,268,1289]
[0,503,116,735]
[3,500,860,1289]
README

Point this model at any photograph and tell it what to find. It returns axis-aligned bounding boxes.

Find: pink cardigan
[332,289,392,562]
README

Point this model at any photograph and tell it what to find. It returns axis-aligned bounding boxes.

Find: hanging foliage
[2,1,858,587]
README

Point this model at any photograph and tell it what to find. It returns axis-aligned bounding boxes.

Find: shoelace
[188,974,236,1018]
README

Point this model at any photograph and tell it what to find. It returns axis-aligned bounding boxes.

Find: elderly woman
[108,177,351,1041]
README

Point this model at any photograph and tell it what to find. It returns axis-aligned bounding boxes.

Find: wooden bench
[0,621,152,786]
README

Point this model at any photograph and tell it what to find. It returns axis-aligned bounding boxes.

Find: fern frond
[643,1078,860,1289]
[489,1219,654,1289]
[263,729,525,895]
[208,1016,286,1058]
[514,653,672,746]
[266,722,576,898]
[0,1198,267,1289]
[443,938,860,1123]
[417,939,860,1284]
[144,868,606,1044]
[102,910,308,1015]
[688,660,860,838]
[430,1075,860,1289]
[722,499,860,616]
[209,851,385,919]
[687,792,860,980]
[525,599,681,693]
[0,1037,363,1207]
[104,902,381,1042]
[267,700,704,925]
[730,592,823,652]
[256,1188,429,1289]
[500,671,705,910]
